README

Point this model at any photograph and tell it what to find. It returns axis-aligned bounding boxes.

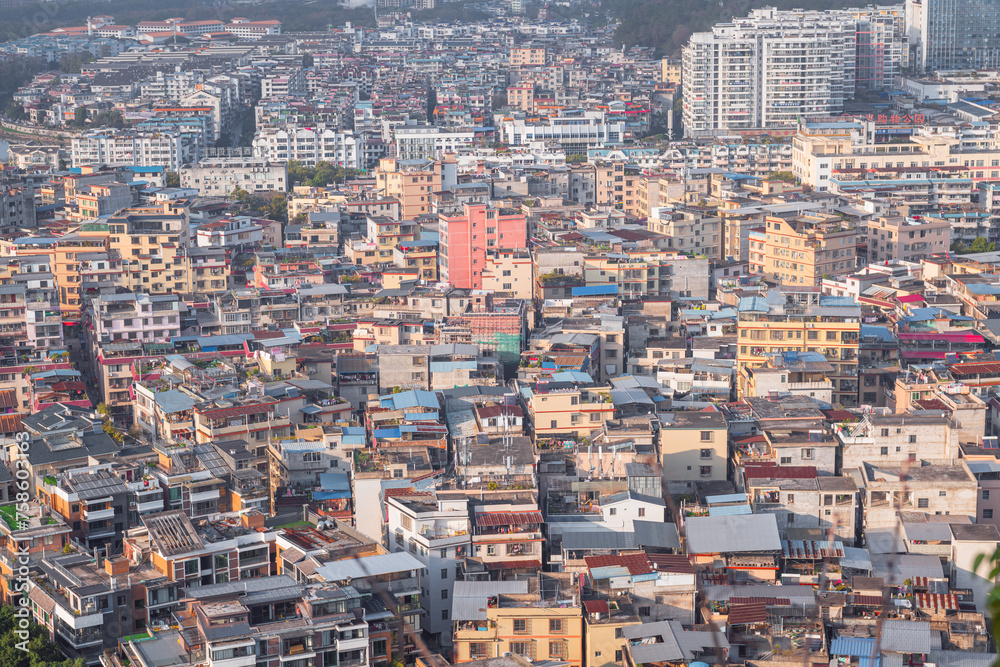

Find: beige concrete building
[482,248,533,299]
[660,410,728,494]
[648,206,723,259]
[862,215,950,263]
[375,157,445,219]
[511,47,548,67]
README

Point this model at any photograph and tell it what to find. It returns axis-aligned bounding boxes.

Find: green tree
[969,237,996,253]
[73,106,87,127]
[3,99,26,121]
[95,402,108,416]
[165,172,180,188]
[92,109,125,128]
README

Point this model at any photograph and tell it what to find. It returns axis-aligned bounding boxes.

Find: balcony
[87,524,116,539]
[210,656,257,667]
[137,499,164,513]
[82,506,115,521]
[191,489,221,503]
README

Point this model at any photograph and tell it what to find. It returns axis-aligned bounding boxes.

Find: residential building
[439,204,528,290]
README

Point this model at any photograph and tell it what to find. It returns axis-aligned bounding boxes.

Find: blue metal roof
[708,504,752,516]
[830,637,877,658]
[572,284,619,296]
[706,493,748,504]
[379,389,439,411]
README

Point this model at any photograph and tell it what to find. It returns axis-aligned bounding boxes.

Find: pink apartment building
[439,203,527,289]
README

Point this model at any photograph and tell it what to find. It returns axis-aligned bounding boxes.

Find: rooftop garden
[0,505,21,531]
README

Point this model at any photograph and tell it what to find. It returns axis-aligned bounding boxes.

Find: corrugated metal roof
[685,514,781,554]
[475,511,542,527]
[782,539,845,559]
[706,493,749,504]
[314,552,423,581]
[709,504,752,516]
[831,636,877,658]
[728,603,767,625]
[881,620,931,654]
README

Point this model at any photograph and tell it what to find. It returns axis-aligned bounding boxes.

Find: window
[549,619,563,634]
[985,509,994,519]
[780,457,792,464]
[638,508,645,518]
[470,643,488,659]
[801,448,813,460]
[441,590,448,600]
[700,466,712,477]
[513,619,528,634]
[881,428,890,437]
[917,498,929,509]
[939,491,947,497]
[441,610,449,620]
[638,606,650,616]
[549,642,564,659]
[909,435,917,444]
[615,628,625,639]
[985,490,991,500]
[880,447,888,456]
[510,643,530,657]
[608,508,616,516]
[616,651,623,663]
[787,494,794,504]
[700,431,714,442]
[372,639,387,658]
[441,568,448,579]
[700,448,712,459]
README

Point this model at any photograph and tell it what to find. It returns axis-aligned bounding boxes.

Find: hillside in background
[611,0,872,57]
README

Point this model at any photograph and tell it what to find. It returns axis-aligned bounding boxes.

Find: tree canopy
[0,605,85,667]
[287,161,366,188]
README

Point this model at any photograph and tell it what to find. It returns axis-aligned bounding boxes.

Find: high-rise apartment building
[908,0,1000,71]
[682,7,907,136]
[107,201,192,294]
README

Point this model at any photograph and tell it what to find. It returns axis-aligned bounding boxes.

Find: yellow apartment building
[760,213,856,285]
[108,201,192,294]
[453,573,583,666]
[511,47,548,67]
[0,224,110,323]
[583,599,641,667]
[737,288,861,406]
[526,383,615,440]
[376,157,445,219]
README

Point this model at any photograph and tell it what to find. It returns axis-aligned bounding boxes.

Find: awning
[475,511,543,527]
